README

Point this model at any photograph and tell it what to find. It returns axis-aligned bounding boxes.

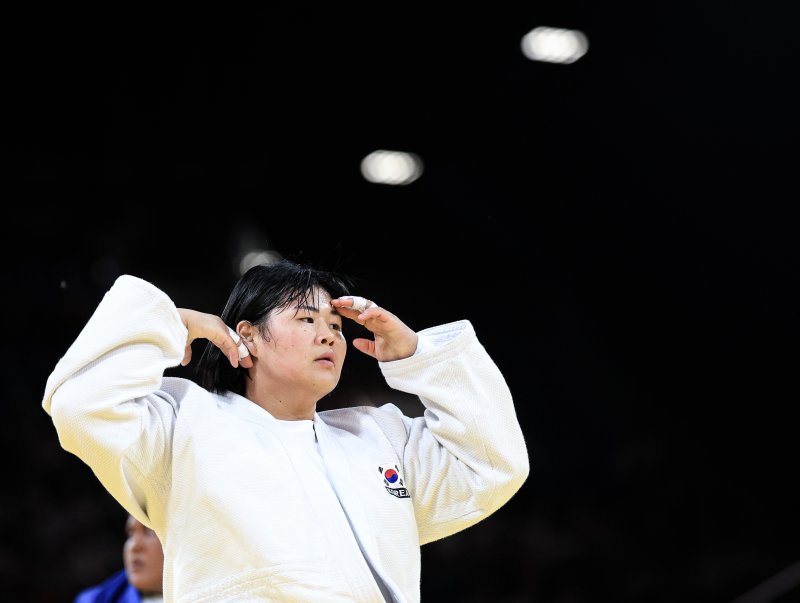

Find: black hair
[195,259,353,395]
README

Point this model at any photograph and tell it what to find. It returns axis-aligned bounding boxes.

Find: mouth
[315,353,335,366]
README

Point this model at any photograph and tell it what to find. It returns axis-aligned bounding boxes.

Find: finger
[357,305,384,318]
[332,296,362,313]
[208,328,242,368]
[181,344,193,366]
[352,337,376,358]
[226,327,251,361]
[355,307,393,330]
[333,296,380,319]
[226,326,254,368]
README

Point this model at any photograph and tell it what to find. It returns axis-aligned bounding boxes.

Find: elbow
[487,445,530,509]
[49,390,83,449]
[476,457,529,518]
[49,386,103,455]
[506,450,530,494]
[50,389,75,428]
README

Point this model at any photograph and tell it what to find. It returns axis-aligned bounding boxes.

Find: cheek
[147,543,164,562]
[274,332,309,356]
[261,344,303,377]
[272,341,301,362]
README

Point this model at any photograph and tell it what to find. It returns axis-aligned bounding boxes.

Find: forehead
[299,287,333,306]
[310,288,333,304]
[279,287,335,313]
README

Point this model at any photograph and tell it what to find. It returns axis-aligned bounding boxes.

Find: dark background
[2,3,799,602]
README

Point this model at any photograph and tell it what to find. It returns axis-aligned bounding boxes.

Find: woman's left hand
[331,296,418,362]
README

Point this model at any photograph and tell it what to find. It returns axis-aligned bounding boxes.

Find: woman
[44,259,529,602]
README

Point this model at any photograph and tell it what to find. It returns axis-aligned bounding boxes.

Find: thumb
[181,344,193,366]
[352,338,376,358]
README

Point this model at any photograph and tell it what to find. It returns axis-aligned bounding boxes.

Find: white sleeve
[42,275,187,523]
[374,320,529,544]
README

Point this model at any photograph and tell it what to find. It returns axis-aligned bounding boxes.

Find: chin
[130,578,159,594]
[314,375,340,393]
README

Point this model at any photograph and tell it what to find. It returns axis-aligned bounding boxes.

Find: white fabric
[43,275,529,603]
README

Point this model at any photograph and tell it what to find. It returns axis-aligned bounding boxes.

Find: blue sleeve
[73,569,132,603]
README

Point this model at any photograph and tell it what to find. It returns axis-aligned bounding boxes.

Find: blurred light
[521,26,589,64]
[360,150,423,185]
[238,249,283,276]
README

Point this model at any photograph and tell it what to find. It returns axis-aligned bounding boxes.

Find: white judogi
[43,275,529,603]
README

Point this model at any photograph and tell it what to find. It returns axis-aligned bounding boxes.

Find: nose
[128,534,144,552]
[316,325,337,347]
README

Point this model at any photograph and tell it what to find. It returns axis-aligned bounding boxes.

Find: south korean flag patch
[379,463,411,499]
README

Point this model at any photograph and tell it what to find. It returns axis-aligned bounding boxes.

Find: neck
[245,384,317,421]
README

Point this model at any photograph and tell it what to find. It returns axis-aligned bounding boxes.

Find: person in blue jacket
[74,514,164,603]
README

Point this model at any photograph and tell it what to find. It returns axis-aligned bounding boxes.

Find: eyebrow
[296,302,341,316]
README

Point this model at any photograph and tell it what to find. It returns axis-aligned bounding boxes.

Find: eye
[331,323,342,331]
[300,317,314,324]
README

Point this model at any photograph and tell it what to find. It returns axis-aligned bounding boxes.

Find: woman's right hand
[177,308,254,368]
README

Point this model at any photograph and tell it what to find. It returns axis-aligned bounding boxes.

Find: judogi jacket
[43,275,529,602]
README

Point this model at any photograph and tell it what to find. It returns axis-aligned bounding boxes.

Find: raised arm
[331,295,529,544]
[42,275,249,522]
[381,320,529,544]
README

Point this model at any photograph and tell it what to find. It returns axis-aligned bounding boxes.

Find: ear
[237,320,259,357]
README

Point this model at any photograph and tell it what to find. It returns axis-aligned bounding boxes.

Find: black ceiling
[3,3,800,602]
